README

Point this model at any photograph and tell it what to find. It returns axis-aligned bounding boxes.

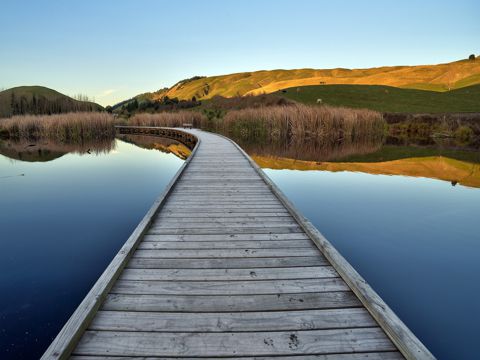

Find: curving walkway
[42,128,433,359]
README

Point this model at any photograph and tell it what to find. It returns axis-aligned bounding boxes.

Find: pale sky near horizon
[1,0,478,106]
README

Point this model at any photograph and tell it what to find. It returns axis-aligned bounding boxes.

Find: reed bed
[222,104,385,144]
[130,111,207,128]
[0,112,115,142]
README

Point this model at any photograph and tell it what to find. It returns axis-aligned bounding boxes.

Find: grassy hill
[0,86,103,118]
[143,57,480,102]
[280,84,480,113]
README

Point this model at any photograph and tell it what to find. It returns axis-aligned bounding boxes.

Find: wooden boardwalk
[42,128,434,359]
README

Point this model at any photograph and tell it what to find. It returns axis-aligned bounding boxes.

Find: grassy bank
[281,84,480,113]
[0,112,115,142]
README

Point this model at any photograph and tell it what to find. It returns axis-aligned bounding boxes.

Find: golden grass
[0,112,115,142]
[150,59,480,101]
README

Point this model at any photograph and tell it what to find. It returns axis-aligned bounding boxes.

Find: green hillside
[280,84,480,113]
[0,86,103,118]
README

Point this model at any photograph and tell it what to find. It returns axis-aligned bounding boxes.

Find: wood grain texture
[120,266,337,281]
[71,353,404,360]
[137,239,316,249]
[126,256,328,269]
[111,278,349,295]
[90,308,376,332]
[101,292,363,312]
[73,328,396,357]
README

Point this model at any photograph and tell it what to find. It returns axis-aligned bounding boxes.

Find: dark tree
[469,54,475,60]
[105,105,113,113]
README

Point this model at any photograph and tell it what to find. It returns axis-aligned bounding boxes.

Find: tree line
[7,92,100,117]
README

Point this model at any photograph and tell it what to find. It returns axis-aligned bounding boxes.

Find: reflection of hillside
[0,139,115,162]
[254,155,480,188]
[117,135,191,160]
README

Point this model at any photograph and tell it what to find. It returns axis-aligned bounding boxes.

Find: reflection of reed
[0,138,115,162]
[234,136,384,162]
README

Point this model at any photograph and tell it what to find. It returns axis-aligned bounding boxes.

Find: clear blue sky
[1,0,478,106]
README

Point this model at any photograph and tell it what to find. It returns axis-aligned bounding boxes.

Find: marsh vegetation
[0,112,115,143]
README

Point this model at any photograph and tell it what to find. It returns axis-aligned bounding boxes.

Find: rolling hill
[0,86,103,118]
[143,57,480,102]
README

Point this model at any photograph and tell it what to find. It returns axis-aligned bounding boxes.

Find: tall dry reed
[0,112,115,142]
[222,104,385,144]
[130,111,207,128]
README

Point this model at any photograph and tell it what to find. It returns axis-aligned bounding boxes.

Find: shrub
[455,125,474,143]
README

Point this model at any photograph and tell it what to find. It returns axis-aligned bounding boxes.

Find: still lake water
[1,133,479,359]
[0,138,185,359]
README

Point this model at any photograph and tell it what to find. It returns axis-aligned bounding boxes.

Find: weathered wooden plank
[127,256,328,269]
[175,183,268,186]
[137,239,316,249]
[152,216,296,223]
[71,352,404,360]
[162,205,288,211]
[165,198,282,203]
[111,278,347,295]
[147,226,304,235]
[102,291,362,312]
[157,211,290,218]
[164,202,285,211]
[151,220,299,228]
[120,266,337,281]
[176,188,269,192]
[90,308,376,332]
[142,233,310,241]
[133,248,319,259]
[73,328,396,357]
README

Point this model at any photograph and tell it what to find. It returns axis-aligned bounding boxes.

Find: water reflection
[0,138,115,162]
[117,134,192,160]
[0,135,192,162]
[231,134,480,188]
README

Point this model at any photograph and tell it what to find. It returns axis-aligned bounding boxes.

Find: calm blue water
[264,169,480,360]
[0,139,184,359]
[2,134,479,360]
